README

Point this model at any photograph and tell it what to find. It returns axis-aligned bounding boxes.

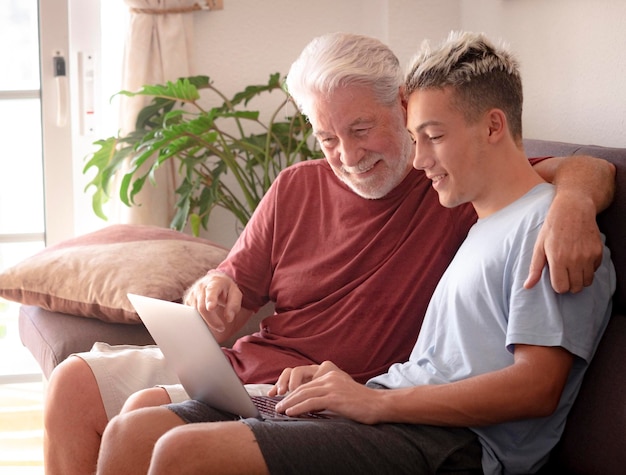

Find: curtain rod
[130,1,223,14]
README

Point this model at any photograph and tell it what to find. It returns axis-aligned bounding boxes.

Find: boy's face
[406,87,489,210]
[306,84,414,199]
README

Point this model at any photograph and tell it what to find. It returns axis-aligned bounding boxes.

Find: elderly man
[45,32,615,475]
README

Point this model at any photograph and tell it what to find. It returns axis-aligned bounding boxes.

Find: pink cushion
[0,224,228,324]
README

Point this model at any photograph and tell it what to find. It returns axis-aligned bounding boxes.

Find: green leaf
[229,72,282,107]
[119,76,205,102]
[82,73,320,234]
[190,213,202,237]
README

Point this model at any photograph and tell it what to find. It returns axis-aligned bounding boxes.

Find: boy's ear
[486,108,508,142]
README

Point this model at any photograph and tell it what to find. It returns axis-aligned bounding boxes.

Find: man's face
[407,87,487,209]
[307,85,414,199]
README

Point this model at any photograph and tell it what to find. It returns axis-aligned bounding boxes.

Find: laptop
[127,293,333,421]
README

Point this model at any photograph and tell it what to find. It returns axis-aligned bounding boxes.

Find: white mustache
[341,157,381,175]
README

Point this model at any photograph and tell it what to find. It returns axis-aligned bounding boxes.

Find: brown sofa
[524,139,626,475]
[17,138,626,473]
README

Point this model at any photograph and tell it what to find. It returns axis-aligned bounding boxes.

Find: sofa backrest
[524,138,626,474]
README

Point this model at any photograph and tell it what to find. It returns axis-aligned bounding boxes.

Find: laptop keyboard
[251,395,331,420]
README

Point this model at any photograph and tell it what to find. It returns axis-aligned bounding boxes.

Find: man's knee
[45,356,107,430]
[46,356,97,415]
[48,356,94,394]
[121,387,171,413]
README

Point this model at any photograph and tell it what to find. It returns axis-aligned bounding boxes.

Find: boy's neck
[472,149,546,218]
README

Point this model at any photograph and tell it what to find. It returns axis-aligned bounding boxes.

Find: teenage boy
[94,32,615,474]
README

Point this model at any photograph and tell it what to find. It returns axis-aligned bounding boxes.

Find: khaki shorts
[76,342,187,420]
[75,342,274,420]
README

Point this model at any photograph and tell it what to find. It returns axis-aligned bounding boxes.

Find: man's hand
[184,270,243,332]
[525,191,603,293]
[528,155,615,293]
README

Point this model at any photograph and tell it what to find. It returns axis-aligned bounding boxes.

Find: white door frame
[39,0,103,245]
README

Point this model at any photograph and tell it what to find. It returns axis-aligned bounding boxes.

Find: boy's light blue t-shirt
[368,184,615,474]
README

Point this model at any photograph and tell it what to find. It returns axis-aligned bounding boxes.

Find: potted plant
[83,73,322,236]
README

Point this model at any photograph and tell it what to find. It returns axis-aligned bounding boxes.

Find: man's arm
[529,155,616,293]
[184,271,255,343]
[274,346,574,426]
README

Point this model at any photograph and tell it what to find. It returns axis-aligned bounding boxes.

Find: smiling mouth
[344,160,379,175]
[429,173,448,183]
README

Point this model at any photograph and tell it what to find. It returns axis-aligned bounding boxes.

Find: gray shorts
[167,399,483,475]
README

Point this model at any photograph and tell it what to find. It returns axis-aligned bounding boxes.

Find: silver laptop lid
[127,293,260,419]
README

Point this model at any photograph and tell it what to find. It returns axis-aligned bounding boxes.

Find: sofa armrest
[19,302,274,379]
[18,305,156,379]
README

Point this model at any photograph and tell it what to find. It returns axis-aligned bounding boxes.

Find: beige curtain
[114,0,199,227]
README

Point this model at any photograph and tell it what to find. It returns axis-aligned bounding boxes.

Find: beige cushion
[0,224,228,324]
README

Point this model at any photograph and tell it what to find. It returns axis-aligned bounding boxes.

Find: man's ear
[486,108,508,142]
[399,86,408,110]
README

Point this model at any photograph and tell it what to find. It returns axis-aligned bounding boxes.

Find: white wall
[155,0,625,246]
[460,0,626,149]
[193,0,625,152]
[193,0,460,99]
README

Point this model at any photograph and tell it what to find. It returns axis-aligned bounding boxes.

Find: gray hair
[286,32,403,117]
[405,31,523,141]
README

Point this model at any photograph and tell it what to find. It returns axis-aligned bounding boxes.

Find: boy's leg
[150,421,270,475]
[96,405,268,475]
[96,406,184,475]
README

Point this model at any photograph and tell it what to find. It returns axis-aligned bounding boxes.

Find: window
[0,0,45,380]
[0,0,127,380]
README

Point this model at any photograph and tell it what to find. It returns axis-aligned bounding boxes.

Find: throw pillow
[0,224,229,324]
